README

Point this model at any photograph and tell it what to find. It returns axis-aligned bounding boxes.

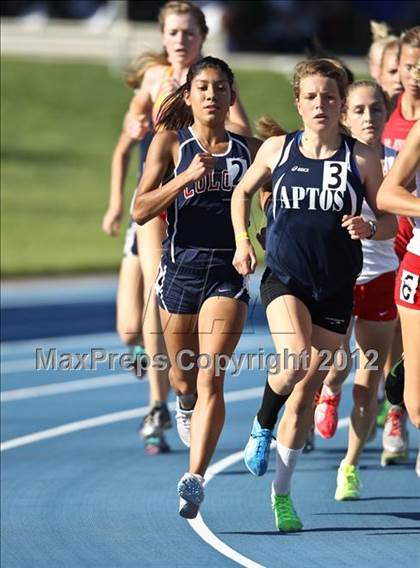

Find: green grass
[1,58,300,276]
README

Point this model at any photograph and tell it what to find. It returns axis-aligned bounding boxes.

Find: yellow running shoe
[271,492,303,532]
[335,462,361,501]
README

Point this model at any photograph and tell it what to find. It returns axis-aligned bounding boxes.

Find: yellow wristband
[235,231,250,245]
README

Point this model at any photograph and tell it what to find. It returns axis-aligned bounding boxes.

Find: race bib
[400,269,419,304]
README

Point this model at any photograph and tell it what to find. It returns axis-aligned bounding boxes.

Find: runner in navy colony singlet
[231,59,385,532]
[101,1,210,456]
[132,57,260,520]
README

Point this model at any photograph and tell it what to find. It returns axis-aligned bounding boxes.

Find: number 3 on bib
[400,269,419,304]
[323,161,347,192]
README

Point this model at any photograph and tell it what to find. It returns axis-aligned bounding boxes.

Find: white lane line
[187,416,350,568]
[189,450,265,568]
[1,359,39,374]
[0,332,120,354]
[0,385,350,568]
[0,386,264,452]
[1,373,141,402]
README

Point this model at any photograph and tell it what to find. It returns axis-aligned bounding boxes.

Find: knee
[269,367,307,392]
[352,383,376,410]
[285,392,314,421]
[169,366,195,395]
[197,368,224,398]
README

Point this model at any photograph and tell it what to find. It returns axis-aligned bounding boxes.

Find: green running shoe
[376,398,391,428]
[271,493,303,532]
[335,463,361,501]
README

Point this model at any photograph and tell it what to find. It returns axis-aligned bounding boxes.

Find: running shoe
[140,403,172,438]
[381,404,408,466]
[144,434,170,455]
[175,397,193,448]
[376,398,391,428]
[335,462,361,501]
[178,473,205,519]
[271,492,303,532]
[244,416,274,476]
[303,424,315,453]
[314,385,341,439]
[131,345,148,378]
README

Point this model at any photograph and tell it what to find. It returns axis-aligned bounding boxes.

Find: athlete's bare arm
[343,141,398,240]
[231,136,285,275]
[102,132,139,236]
[132,131,215,225]
[377,120,420,217]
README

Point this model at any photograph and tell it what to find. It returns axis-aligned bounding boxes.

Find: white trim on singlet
[171,134,195,262]
[155,262,168,311]
[344,140,359,215]
[170,199,178,262]
[274,137,294,172]
[174,135,195,173]
[272,172,285,220]
[229,133,252,164]
[188,126,232,156]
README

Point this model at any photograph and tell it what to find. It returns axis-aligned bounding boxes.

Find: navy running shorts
[260,268,353,335]
[156,257,249,314]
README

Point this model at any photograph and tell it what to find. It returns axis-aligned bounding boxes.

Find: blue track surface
[1,277,419,567]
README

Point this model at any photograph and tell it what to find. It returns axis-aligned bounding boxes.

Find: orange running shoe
[314,384,341,439]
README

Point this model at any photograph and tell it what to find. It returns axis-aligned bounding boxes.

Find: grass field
[1,58,301,276]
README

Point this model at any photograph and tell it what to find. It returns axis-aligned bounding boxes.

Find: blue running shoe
[177,473,204,519]
[244,416,274,476]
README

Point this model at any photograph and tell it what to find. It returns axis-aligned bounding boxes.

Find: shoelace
[252,431,274,454]
[273,497,296,519]
[177,412,191,426]
[387,410,403,437]
[344,467,359,490]
[320,393,340,406]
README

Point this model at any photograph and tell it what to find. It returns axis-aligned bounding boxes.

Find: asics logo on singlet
[291,166,309,172]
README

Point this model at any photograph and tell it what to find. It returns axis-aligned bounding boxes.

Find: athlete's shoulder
[143,64,168,83]
[353,138,375,160]
[151,129,179,148]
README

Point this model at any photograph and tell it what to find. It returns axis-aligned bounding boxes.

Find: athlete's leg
[278,325,344,450]
[272,326,343,530]
[344,318,396,465]
[243,296,312,477]
[189,296,247,476]
[137,218,170,405]
[159,308,199,397]
[116,255,144,347]
[314,323,352,439]
[321,323,353,392]
[399,306,420,428]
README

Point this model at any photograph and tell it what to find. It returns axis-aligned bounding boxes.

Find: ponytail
[255,115,287,140]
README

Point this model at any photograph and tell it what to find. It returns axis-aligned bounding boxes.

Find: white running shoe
[381,405,408,466]
[178,473,204,519]
[175,397,193,447]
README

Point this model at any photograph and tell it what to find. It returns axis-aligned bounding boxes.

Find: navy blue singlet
[164,127,251,267]
[265,131,365,300]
